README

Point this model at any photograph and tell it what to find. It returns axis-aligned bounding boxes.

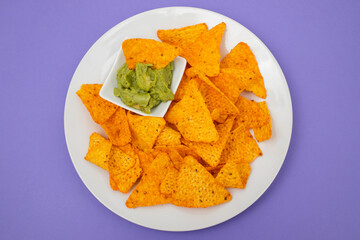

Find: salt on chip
[101,107,131,146]
[127,112,166,151]
[122,38,179,69]
[182,117,234,167]
[84,132,112,171]
[157,23,208,56]
[216,162,251,189]
[165,79,219,143]
[220,42,266,98]
[160,166,179,195]
[183,22,226,77]
[233,96,270,130]
[253,101,272,142]
[76,84,118,124]
[220,126,262,164]
[172,156,232,208]
[155,126,181,146]
[126,152,173,208]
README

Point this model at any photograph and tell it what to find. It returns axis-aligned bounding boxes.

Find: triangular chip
[233,96,270,130]
[172,156,232,208]
[160,166,179,195]
[84,133,112,170]
[220,42,266,98]
[109,176,118,191]
[182,117,234,167]
[220,126,262,164]
[253,101,272,142]
[127,112,166,151]
[216,162,251,188]
[76,84,118,124]
[183,22,226,77]
[134,148,154,174]
[101,107,131,146]
[122,38,179,69]
[126,152,173,208]
[157,23,208,56]
[155,126,181,146]
[165,79,219,142]
[108,145,142,193]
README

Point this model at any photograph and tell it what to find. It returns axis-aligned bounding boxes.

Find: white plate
[64,7,293,232]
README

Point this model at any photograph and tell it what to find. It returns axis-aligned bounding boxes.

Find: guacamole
[114,62,174,114]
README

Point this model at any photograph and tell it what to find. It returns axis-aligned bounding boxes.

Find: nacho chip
[220,126,262,164]
[127,112,166,151]
[233,96,270,130]
[172,156,232,208]
[134,148,154,175]
[108,146,142,193]
[211,109,228,123]
[182,117,234,167]
[76,84,118,124]
[126,152,173,208]
[157,23,208,56]
[122,38,179,69]
[101,107,131,146]
[220,42,266,98]
[216,162,251,188]
[153,146,184,170]
[154,145,200,163]
[109,176,118,191]
[160,166,179,195]
[165,79,219,142]
[174,75,201,101]
[253,101,272,142]
[183,22,226,77]
[84,133,112,170]
[155,126,181,146]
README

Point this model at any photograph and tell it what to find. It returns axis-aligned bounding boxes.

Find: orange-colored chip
[101,107,131,146]
[84,133,112,171]
[109,176,118,191]
[155,126,181,146]
[183,22,226,77]
[127,112,166,151]
[216,162,251,188]
[122,38,179,69]
[253,101,272,142]
[174,75,201,101]
[220,126,262,164]
[157,23,208,56]
[182,117,234,167]
[165,79,219,143]
[76,84,118,124]
[211,109,228,123]
[108,146,142,193]
[220,42,266,98]
[160,166,179,195]
[153,146,184,170]
[172,156,232,208]
[233,96,270,130]
[126,152,173,208]
[134,148,154,175]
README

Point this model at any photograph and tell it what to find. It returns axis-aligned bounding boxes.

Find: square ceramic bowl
[100,47,187,117]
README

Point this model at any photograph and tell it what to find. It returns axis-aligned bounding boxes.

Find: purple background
[1,0,359,239]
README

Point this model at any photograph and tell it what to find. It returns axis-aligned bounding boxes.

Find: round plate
[64,7,292,232]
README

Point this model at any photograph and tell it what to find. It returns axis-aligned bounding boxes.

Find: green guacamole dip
[114,62,174,114]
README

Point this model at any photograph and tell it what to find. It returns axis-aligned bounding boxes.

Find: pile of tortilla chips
[76,22,272,209]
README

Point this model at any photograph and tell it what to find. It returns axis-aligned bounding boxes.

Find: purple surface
[1,0,359,239]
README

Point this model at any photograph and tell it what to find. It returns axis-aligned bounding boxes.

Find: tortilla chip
[109,176,118,191]
[253,101,272,142]
[172,156,232,208]
[186,68,239,116]
[153,146,184,170]
[108,146,142,193]
[126,152,173,208]
[101,107,131,146]
[220,42,266,98]
[165,79,219,142]
[157,23,208,56]
[160,166,179,195]
[183,22,226,77]
[220,126,262,164]
[182,117,234,167]
[76,84,118,124]
[134,148,154,175]
[233,96,270,130]
[84,133,112,170]
[174,75,201,101]
[122,38,179,69]
[155,126,181,146]
[216,162,251,188]
[211,109,228,123]
[154,145,200,163]
[127,112,166,151]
